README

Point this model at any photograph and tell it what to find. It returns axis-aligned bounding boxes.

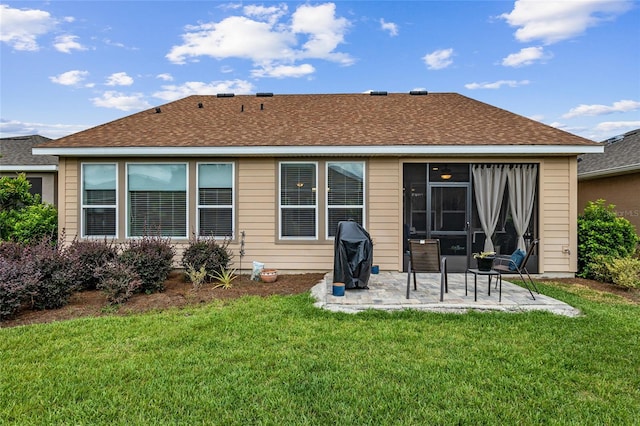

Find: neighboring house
[578,128,640,233]
[33,92,602,275]
[0,135,58,205]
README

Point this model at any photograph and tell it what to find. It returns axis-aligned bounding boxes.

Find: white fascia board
[0,165,59,172]
[578,163,640,180]
[33,144,604,157]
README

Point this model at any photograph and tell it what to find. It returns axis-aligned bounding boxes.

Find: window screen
[127,164,187,237]
[327,162,364,237]
[82,164,116,237]
[198,163,233,237]
[280,162,317,238]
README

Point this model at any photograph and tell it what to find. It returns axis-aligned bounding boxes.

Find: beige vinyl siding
[539,157,577,273]
[367,159,402,271]
[58,155,580,275]
[59,157,79,246]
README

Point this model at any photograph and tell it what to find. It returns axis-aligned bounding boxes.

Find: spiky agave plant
[210,268,237,289]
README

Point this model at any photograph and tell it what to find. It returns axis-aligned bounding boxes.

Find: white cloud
[243,4,288,24]
[292,3,352,64]
[0,118,89,139]
[465,80,530,90]
[500,0,633,44]
[528,114,545,122]
[166,2,352,78]
[0,4,57,51]
[53,34,86,54]
[563,100,640,118]
[49,70,90,86]
[91,91,151,111]
[251,63,315,78]
[423,48,454,70]
[156,73,174,82]
[152,80,255,102]
[501,46,548,67]
[105,72,134,86]
[380,18,398,36]
[594,121,640,133]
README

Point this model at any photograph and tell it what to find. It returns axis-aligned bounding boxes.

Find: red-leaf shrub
[119,235,175,293]
[23,237,78,310]
[96,262,142,305]
[67,238,118,290]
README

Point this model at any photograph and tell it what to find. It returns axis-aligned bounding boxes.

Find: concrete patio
[311,271,581,317]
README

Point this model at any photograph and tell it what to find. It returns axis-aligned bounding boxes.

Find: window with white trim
[327,162,365,238]
[197,163,234,238]
[82,164,117,237]
[127,163,187,237]
[280,162,317,239]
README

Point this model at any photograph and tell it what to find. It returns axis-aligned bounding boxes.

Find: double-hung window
[280,162,317,239]
[127,163,187,237]
[327,162,365,238]
[197,163,234,238]
[82,164,117,237]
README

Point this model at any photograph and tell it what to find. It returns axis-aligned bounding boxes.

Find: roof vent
[216,93,235,98]
[410,90,428,96]
[198,102,204,109]
[370,91,388,96]
[155,107,161,113]
[256,92,274,97]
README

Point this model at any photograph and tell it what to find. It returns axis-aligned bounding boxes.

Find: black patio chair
[406,239,448,301]
[492,239,540,299]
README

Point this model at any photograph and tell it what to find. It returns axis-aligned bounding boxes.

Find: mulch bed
[2,272,638,329]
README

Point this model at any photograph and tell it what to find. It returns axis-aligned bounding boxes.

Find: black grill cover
[333,221,373,289]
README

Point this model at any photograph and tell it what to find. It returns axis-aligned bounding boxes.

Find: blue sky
[1,1,639,141]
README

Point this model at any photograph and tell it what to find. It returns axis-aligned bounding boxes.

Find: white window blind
[198,163,233,238]
[82,164,116,237]
[280,162,317,238]
[327,162,364,237]
[127,164,187,237]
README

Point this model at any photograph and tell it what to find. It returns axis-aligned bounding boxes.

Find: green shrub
[67,239,118,290]
[96,262,142,305]
[0,174,57,244]
[577,200,639,279]
[606,257,640,289]
[119,235,175,293]
[181,237,232,282]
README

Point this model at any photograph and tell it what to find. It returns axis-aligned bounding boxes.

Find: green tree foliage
[577,199,639,279]
[0,174,57,243]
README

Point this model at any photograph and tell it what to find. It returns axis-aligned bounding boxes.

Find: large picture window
[127,163,187,237]
[82,164,117,237]
[280,162,317,239]
[197,163,234,238]
[327,162,365,237]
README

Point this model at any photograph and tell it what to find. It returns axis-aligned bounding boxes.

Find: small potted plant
[473,251,496,271]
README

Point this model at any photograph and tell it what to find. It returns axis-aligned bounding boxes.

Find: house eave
[0,165,59,172]
[33,145,604,157]
[578,163,640,180]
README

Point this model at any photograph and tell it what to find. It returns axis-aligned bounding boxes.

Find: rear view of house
[33,92,602,276]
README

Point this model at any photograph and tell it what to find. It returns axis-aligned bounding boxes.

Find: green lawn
[1,282,639,425]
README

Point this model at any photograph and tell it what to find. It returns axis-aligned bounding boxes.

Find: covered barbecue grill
[333,221,373,289]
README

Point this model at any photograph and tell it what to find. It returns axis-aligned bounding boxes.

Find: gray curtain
[472,165,507,252]
[507,164,537,250]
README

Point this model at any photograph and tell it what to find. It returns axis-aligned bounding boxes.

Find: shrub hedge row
[0,235,232,320]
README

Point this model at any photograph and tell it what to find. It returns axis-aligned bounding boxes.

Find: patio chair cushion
[510,249,526,271]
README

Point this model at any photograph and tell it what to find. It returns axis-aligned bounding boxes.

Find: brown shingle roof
[39,93,596,149]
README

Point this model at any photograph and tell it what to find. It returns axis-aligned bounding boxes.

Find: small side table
[465,269,502,302]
